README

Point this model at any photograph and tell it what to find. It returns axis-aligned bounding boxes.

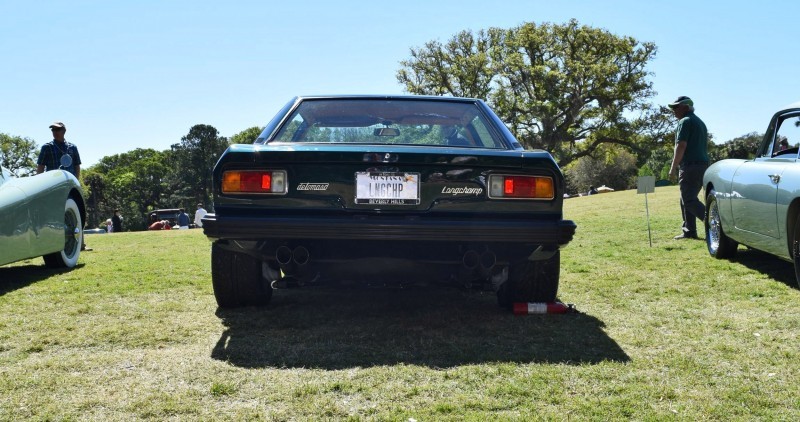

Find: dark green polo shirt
[675,112,709,163]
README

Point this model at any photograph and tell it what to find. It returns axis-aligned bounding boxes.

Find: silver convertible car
[703,102,800,287]
[0,165,86,268]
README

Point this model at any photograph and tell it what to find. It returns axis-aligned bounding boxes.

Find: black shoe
[673,232,698,240]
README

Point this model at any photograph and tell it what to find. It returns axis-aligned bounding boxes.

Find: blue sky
[2,0,799,166]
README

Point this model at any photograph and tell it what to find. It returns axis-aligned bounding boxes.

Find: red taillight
[260,174,271,190]
[222,170,286,194]
[504,178,515,195]
[489,175,554,199]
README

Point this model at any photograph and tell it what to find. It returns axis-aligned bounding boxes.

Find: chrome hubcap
[708,201,721,253]
[64,209,79,257]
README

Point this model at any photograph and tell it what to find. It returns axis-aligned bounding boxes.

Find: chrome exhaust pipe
[479,250,496,277]
[459,250,480,288]
[276,245,293,265]
[462,250,479,270]
[276,245,295,275]
[292,246,310,266]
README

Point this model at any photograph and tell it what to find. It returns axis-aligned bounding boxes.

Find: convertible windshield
[271,99,505,148]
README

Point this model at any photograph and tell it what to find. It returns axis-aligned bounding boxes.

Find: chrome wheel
[64,205,81,259]
[44,198,82,268]
[704,191,737,259]
[707,199,723,254]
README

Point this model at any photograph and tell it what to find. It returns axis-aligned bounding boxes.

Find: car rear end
[203,96,575,308]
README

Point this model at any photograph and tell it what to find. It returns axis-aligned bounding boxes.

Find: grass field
[1,186,798,420]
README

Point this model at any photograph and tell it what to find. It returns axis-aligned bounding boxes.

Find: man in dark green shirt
[668,96,708,240]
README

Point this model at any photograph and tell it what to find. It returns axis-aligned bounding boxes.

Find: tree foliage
[397,19,671,167]
[565,145,639,194]
[170,124,229,208]
[230,126,264,145]
[709,132,762,162]
[83,149,170,230]
[0,133,38,177]
[78,124,232,230]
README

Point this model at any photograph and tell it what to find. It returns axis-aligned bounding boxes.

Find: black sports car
[203,96,576,308]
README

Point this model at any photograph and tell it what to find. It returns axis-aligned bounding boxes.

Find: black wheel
[211,243,273,308]
[792,215,800,289]
[43,198,82,268]
[497,251,560,308]
[705,191,737,259]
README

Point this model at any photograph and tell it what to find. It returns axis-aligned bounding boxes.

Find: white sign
[637,176,655,194]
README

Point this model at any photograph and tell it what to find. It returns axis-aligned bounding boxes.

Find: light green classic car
[703,102,800,288]
[0,165,86,268]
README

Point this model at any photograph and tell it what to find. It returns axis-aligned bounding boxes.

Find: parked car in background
[147,208,181,228]
[203,95,577,308]
[0,165,86,268]
[703,101,800,287]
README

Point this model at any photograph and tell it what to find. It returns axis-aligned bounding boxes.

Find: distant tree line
[81,125,263,231]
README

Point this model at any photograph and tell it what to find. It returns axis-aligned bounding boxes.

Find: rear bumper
[202,213,576,247]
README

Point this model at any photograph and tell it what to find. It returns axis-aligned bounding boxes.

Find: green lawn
[1,186,798,420]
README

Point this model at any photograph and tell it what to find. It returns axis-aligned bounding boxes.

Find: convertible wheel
[211,243,273,308]
[497,251,560,308]
[705,191,737,259]
[43,198,82,268]
[792,215,800,289]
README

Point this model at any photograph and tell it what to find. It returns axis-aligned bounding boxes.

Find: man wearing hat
[36,121,82,179]
[668,96,709,240]
[37,121,90,250]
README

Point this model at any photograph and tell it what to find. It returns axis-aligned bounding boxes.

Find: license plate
[356,172,420,205]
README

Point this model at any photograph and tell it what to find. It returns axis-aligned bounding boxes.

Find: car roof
[294,95,482,103]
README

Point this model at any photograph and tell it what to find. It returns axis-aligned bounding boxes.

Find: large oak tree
[397,19,672,167]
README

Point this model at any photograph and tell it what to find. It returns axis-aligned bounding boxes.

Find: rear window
[271,99,505,148]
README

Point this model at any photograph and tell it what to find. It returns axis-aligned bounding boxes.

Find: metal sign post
[637,176,656,247]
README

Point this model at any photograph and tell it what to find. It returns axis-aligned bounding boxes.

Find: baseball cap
[49,121,66,130]
[668,96,693,108]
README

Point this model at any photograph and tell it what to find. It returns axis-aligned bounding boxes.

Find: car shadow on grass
[0,263,84,297]
[211,286,629,369]
[732,248,799,289]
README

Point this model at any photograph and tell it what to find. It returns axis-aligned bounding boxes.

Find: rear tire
[705,191,737,259]
[497,251,560,308]
[43,198,82,268]
[211,243,273,308]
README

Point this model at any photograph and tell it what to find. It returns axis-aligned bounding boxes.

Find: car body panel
[704,102,800,261]
[0,167,86,266]
[730,159,788,240]
[212,144,563,215]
